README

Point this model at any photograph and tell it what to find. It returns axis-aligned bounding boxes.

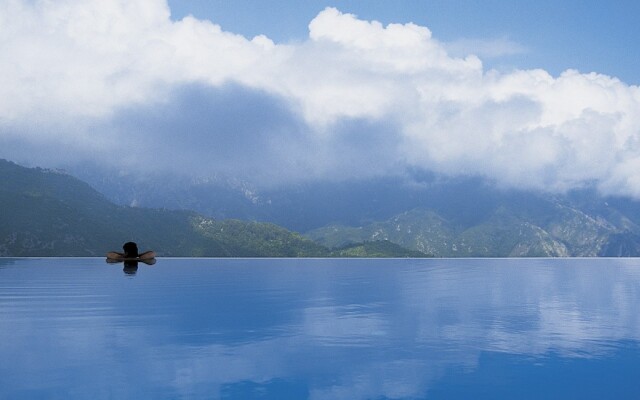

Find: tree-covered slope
[332,240,430,257]
[0,159,329,257]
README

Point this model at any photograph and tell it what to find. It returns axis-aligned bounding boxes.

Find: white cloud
[1,1,640,196]
[445,36,527,59]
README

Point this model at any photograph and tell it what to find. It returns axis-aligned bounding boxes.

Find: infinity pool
[1,257,639,399]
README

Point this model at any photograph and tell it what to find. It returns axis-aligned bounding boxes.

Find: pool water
[1,257,639,399]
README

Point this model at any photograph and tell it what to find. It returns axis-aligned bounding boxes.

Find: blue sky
[1,0,640,197]
[168,0,640,85]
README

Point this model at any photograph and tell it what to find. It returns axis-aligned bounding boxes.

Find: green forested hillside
[306,201,640,257]
[0,159,329,257]
[333,240,429,257]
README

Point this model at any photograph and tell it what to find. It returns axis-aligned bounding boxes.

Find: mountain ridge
[5,158,640,257]
[306,200,640,257]
[0,159,425,257]
[0,159,328,257]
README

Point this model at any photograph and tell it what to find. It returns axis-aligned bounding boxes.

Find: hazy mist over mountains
[4,157,640,257]
[52,160,640,257]
[1,159,431,257]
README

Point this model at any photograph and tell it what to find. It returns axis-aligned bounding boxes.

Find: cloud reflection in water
[0,258,639,399]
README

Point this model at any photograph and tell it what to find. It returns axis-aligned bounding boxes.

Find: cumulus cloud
[1,1,640,196]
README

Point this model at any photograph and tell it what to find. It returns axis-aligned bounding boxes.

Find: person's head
[123,242,139,258]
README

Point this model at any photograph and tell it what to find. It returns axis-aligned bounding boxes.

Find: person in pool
[107,242,155,260]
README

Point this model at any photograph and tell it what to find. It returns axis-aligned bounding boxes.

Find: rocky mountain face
[306,200,640,257]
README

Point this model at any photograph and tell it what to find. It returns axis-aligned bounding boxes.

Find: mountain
[71,165,640,257]
[70,167,426,232]
[15,158,640,257]
[70,167,526,233]
[306,196,640,257]
[0,159,329,257]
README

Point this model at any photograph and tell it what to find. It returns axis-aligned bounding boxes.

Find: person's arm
[138,251,156,260]
[106,251,125,259]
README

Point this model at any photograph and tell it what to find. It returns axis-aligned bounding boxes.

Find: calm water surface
[1,257,639,399]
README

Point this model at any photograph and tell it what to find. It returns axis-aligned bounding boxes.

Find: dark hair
[123,242,139,258]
